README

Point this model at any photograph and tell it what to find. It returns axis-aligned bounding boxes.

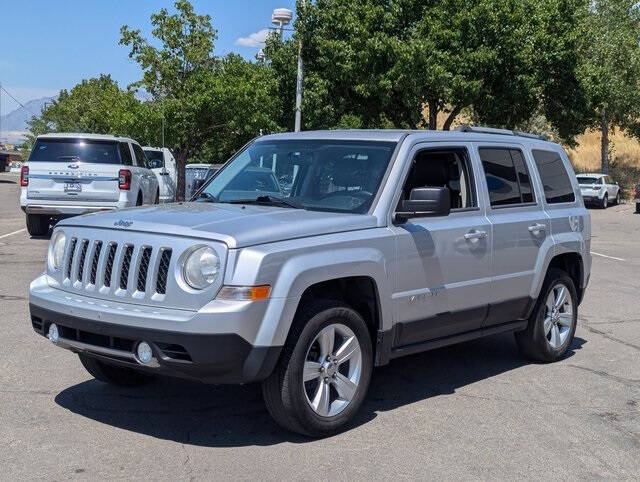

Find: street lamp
[271,7,303,132]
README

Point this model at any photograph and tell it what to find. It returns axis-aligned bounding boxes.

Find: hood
[59,202,378,248]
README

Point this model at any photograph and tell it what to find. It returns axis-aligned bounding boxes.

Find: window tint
[132,144,149,168]
[479,148,533,207]
[29,139,120,164]
[531,149,575,204]
[144,149,164,169]
[119,143,133,166]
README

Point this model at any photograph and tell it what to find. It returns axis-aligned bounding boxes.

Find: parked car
[29,127,590,436]
[143,147,177,203]
[185,163,223,200]
[20,133,159,236]
[577,173,620,208]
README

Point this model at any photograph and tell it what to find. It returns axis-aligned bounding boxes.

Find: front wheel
[636,203,640,214]
[515,268,577,362]
[262,300,373,437]
[615,192,621,205]
[79,354,154,387]
[601,194,608,209]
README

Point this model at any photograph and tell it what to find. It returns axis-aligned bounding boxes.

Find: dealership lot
[0,170,638,480]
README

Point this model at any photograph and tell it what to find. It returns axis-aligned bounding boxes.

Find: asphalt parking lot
[1,170,638,480]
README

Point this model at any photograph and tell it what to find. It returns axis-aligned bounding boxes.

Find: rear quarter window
[531,149,576,204]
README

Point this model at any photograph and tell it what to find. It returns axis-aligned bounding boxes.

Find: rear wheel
[601,194,608,209]
[615,192,621,205]
[154,189,160,204]
[515,268,577,362]
[262,300,373,437]
[79,354,154,387]
[636,203,640,214]
[26,214,49,236]
[136,192,143,206]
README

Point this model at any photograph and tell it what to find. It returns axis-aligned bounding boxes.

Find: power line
[0,85,39,116]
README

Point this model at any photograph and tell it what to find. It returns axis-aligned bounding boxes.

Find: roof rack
[455,125,548,141]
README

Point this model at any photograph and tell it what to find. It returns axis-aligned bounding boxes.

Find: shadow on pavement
[0,179,16,184]
[54,332,586,446]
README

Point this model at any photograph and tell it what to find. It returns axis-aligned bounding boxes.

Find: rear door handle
[464,230,487,241]
[528,223,546,234]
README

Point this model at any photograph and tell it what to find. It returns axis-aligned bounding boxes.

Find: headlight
[182,246,220,289]
[49,231,66,270]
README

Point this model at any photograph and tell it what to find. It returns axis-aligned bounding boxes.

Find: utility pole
[294,41,303,132]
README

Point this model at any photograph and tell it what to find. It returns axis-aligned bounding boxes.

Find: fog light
[48,323,59,344]
[136,341,153,365]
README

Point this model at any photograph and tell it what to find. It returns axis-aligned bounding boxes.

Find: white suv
[577,173,620,208]
[20,133,159,236]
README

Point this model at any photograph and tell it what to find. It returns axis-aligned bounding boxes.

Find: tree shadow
[54,333,586,446]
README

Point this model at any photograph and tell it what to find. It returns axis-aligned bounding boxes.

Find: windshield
[577,176,599,185]
[197,139,397,213]
[29,138,120,164]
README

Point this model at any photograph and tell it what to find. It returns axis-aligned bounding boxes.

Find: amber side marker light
[216,285,272,301]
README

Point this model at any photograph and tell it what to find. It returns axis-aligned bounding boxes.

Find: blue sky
[1,0,296,115]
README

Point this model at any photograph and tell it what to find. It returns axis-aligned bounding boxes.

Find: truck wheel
[515,268,577,363]
[262,300,373,437]
[136,192,143,206]
[636,203,640,214]
[78,354,154,387]
[26,214,49,236]
[154,189,160,204]
[601,194,608,209]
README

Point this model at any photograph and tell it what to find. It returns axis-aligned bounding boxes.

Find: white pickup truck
[20,133,159,236]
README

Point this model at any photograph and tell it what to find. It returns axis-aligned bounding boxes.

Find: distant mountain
[0,96,55,143]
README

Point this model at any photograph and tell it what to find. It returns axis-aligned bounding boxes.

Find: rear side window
[144,150,164,169]
[132,144,149,168]
[29,139,120,164]
[479,148,534,207]
[119,143,133,166]
[531,149,576,204]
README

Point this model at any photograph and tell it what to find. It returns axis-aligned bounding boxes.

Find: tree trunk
[175,148,188,202]
[601,109,609,174]
[443,104,464,131]
[428,99,438,130]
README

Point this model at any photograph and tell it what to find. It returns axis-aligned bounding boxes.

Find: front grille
[77,240,89,281]
[89,241,103,285]
[66,238,77,279]
[156,249,172,294]
[104,243,117,287]
[119,245,134,290]
[137,247,152,292]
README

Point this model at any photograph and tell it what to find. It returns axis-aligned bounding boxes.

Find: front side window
[531,149,576,204]
[479,148,534,207]
[144,150,164,169]
[197,139,397,213]
[29,138,120,164]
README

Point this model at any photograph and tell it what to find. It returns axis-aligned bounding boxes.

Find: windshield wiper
[228,195,304,209]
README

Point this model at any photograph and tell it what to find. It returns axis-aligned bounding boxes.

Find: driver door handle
[464,230,487,241]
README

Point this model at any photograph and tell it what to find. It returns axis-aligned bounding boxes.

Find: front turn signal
[216,285,271,301]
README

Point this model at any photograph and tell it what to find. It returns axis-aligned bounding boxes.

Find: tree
[25,75,159,147]
[120,0,217,199]
[577,0,640,173]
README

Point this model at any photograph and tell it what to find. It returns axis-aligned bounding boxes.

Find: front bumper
[30,304,282,384]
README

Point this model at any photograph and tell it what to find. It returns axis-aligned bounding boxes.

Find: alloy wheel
[543,283,573,349]
[303,323,362,417]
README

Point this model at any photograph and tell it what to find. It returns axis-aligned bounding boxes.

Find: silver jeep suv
[29,127,591,436]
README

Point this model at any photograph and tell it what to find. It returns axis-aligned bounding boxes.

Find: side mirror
[396,187,451,222]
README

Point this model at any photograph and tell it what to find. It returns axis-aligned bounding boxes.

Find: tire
[601,194,608,209]
[636,203,640,214]
[26,214,49,236]
[515,268,578,363]
[78,354,154,387]
[262,300,373,437]
[154,189,160,204]
[136,192,143,206]
[615,192,620,205]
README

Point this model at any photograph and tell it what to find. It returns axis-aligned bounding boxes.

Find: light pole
[271,8,303,132]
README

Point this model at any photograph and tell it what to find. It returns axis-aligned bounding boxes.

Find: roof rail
[455,125,548,141]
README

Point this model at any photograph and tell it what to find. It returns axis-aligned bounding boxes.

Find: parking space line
[592,251,625,262]
[0,228,26,240]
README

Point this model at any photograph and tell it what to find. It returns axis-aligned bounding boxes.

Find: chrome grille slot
[156,249,172,295]
[104,243,117,288]
[137,247,152,292]
[76,240,89,282]
[119,245,134,290]
[66,238,77,280]
[89,241,103,285]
